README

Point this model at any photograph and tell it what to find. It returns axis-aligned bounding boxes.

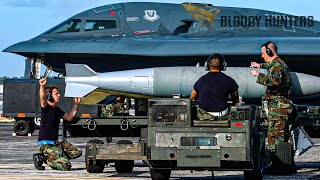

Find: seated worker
[190,53,239,120]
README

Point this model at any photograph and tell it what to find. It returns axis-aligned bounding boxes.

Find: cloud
[2,0,48,8]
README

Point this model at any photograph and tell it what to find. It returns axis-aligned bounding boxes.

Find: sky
[0,0,319,78]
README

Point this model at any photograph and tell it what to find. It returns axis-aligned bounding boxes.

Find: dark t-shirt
[38,105,65,141]
[193,72,239,112]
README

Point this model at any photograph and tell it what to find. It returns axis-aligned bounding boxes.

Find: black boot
[33,153,45,170]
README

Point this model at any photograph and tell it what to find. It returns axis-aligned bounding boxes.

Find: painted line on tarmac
[0,164,31,168]
[0,175,120,180]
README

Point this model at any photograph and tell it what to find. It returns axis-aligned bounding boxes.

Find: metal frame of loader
[62,115,149,174]
[62,98,271,179]
[146,98,268,180]
[62,98,317,179]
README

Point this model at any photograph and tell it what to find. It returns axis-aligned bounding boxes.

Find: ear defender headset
[204,53,227,71]
[46,87,55,103]
[263,41,276,57]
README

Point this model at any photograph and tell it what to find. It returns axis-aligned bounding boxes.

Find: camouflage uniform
[257,57,293,151]
[197,106,229,121]
[101,103,125,117]
[39,141,82,171]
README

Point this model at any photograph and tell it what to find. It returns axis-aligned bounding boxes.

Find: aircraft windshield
[85,20,117,31]
[46,19,81,34]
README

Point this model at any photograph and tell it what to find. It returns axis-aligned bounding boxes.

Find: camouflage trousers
[266,97,294,151]
[39,141,82,171]
[196,106,229,121]
[101,103,125,117]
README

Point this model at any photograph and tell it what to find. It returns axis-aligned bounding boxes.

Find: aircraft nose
[3,45,13,52]
[2,42,26,53]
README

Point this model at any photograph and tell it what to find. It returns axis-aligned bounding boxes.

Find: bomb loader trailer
[145,99,313,179]
[64,114,149,174]
[64,97,295,179]
[146,98,270,180]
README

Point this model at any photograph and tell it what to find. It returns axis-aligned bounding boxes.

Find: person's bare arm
[63,98,81,121]
[250,62,260,68]
[39,78,47,108]
[190,89,198,100]
[250,62,269,69]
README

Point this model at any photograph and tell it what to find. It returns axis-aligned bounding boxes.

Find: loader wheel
[244,130,264,180]
[114,140,134,173]
[244,170,263,180]
[85,139,105,173]
[150,168,171,180]
[115,160,134,173]
[14,119,34,136]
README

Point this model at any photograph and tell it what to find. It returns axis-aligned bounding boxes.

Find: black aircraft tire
[85,139,105,173]
[114,140,134,173]
[14,120,32,136]
[150,168,171,180]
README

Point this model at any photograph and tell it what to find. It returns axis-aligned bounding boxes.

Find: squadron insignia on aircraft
[143,10,160,22]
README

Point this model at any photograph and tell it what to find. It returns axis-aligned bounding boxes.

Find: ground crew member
[250,41,296,173]
[101,97,126,117]
[33,78,82,171]
[190,53,239,120]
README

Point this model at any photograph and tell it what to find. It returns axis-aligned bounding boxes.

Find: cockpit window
[85,20,117,31]
[46,19,81,34]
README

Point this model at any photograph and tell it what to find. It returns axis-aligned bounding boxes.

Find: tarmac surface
[0,123,319,180]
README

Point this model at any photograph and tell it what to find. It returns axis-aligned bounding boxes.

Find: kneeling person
[190,53,239,120]
[33,78,82,171]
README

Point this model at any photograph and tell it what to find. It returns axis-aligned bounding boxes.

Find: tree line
[0,76,24,84]
[0,76,63,84]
